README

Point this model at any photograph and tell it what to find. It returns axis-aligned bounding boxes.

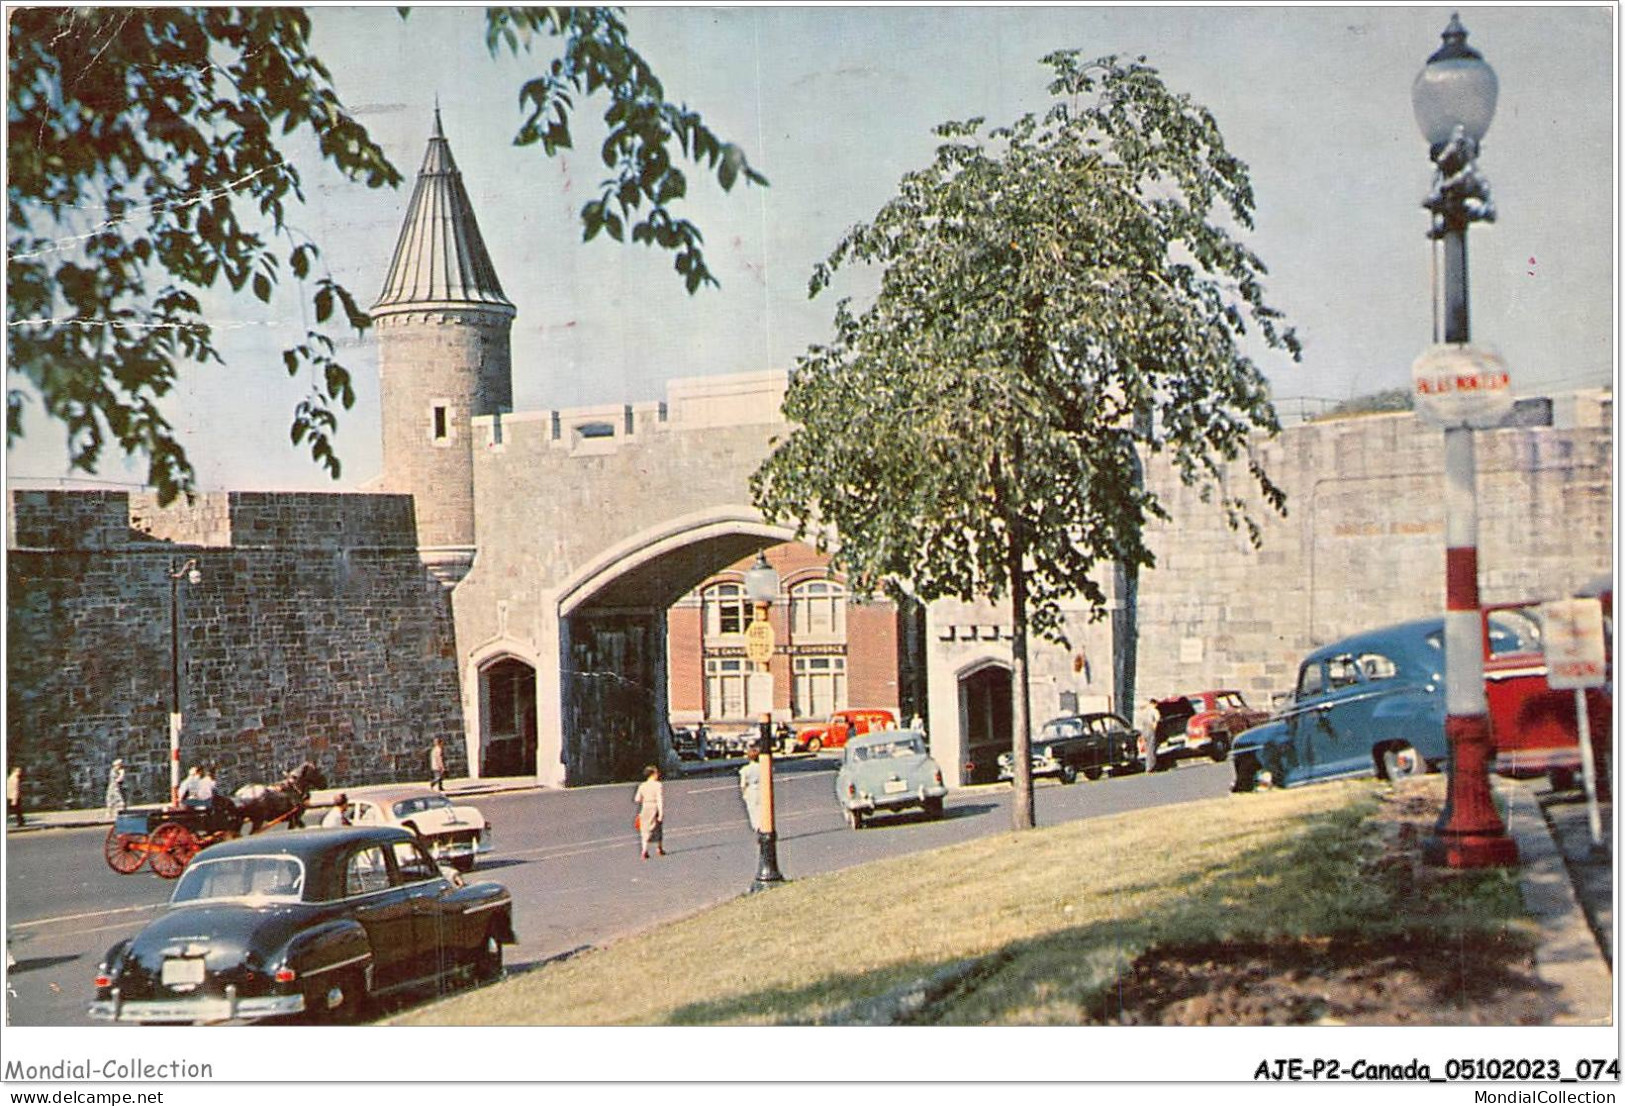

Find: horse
[230,761,327,834]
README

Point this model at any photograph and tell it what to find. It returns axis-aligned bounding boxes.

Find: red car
[1143,690,1270,769]
[794,708,897,753]
[1485,598,1612,794]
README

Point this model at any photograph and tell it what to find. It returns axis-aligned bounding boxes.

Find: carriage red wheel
[148,822,201,879]
[103,826,147,874]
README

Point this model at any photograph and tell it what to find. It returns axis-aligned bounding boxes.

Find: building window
[794,655,846,720]
[791,579,846,639]
[703,582,750,638]
[705,657,747,720]
[431,402,452,445]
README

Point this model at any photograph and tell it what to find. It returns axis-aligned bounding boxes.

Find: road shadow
[8,953,80,974]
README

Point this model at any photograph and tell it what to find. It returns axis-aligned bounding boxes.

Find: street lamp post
[743,551,785,891]
[168,558,202,806]
[1411,14,1517,869]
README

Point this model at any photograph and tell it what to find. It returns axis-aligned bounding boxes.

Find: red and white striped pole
[1424,425,1517,867]
[1413,16,1516,869]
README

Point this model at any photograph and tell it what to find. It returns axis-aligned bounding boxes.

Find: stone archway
[549,510,801,786]
[478,655,537,777]
[958,660,1013,784]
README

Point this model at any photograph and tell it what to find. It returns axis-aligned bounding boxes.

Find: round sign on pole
[1412,344,1514,429]
[745,619,775,665]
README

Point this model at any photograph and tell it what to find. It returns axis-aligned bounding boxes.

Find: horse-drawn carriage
[101,763,326,879]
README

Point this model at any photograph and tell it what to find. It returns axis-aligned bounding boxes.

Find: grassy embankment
[392,779,1529,1025]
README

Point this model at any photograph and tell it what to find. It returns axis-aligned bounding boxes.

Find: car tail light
[934,769,943,786]
[94,974,112,988]
[1137,736,1147,756]
[274,967,298,983]
[846,783,856,798]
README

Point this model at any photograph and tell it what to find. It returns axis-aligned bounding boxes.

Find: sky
[6,4,1617,493]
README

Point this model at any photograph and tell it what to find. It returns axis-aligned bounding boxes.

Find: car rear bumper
[846,785,947,814]
[89,990,305,1023]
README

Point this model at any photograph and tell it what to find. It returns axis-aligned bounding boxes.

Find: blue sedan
[1231,619,1451,791]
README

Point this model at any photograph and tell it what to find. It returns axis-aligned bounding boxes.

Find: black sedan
[89,825,515,1024]
[998,712,1141,783]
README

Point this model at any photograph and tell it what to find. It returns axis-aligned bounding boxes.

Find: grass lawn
[390,778,1531,1026]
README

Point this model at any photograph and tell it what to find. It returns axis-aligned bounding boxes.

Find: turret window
[430,401,455,446]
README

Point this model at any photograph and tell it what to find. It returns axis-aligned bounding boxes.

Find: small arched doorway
[480,656,537,777]
[958,662,1012,783]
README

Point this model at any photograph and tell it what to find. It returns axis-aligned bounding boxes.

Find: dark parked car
[89,825,515,1024]
[998,712,1140,783]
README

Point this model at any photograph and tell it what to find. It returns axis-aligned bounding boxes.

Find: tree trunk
[1009,521,1035,831]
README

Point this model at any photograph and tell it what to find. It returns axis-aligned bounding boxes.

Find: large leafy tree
[751,52,1300,829]
[8,6,765,503]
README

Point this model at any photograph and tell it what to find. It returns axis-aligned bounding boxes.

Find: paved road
[3,755,1232,1026]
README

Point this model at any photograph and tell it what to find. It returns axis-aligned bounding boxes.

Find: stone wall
[6,490,466,810]
[1134,396,1614,704]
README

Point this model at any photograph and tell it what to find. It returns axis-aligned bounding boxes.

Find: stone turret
[373,109,516,587]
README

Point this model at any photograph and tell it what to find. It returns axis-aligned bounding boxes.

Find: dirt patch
[1095,780,1559,1026]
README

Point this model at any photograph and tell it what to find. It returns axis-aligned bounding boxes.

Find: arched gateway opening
[958,661,1012,784]
[555,512,798,786]
[479,656,537,777]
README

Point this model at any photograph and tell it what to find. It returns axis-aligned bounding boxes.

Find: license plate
[883,779,907,794]
[161,958,205,987]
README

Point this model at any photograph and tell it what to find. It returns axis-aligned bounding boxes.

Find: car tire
[845,808,863,830]
[1059,765,1078,785]
[1082,766,1104,781]
[310,969,367,1025]
[809,737,822,754]
[1231,752,1262,793]
[1379,743,1424,782]
[1208,735,1231,762]
[1549,767,1578,792]
[474,924,504,983]
[451,856,475,873]
[923,796,944,819]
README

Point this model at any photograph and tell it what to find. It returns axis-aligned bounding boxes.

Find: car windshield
[856,738,922,760]
[1215,692,1246,710]
[172,856,305,904]
[1041,719,1083,740]
[392,794,453,818]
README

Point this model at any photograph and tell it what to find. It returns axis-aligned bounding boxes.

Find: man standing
[429,738,447,792]
[738,746,762,831]
[7,765,23,827]
[176,764,208,808]
[1137,697,1161,773]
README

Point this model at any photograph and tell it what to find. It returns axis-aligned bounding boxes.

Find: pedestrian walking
[321,793,351,828]
[104,758,127,820]
[7,765,23,827]
[429,737,446,791]
[738,746,762,832]
[1137,697,1160,772]
[633,765,665,859]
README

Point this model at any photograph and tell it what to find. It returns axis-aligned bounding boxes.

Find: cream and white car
[342,788,493,871]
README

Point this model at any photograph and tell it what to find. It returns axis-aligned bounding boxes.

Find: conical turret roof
[373,109,515,317]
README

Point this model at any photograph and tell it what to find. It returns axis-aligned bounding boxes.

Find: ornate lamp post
[168,558,202,805]
[743,551,785,890]
[1411,14,1517,868]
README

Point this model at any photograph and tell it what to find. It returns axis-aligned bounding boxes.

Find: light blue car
[834,729,948,829]
[1231,619,1452,792]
